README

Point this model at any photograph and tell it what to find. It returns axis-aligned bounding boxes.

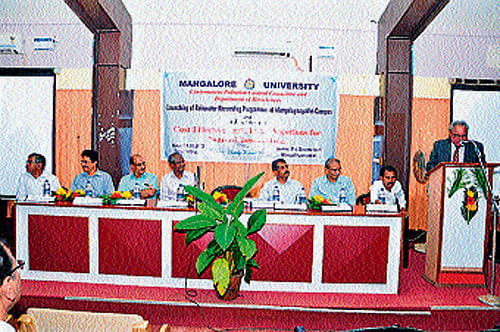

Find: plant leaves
[448,168,464,198]
[247,258,260,269]
[244,264,253,284]
[232,248,246,271]
[185,228,209,245]
[195,249,216,275]
[236,236,257,259]
[472,167,488,197]
[227,172,265,216]
[214,222,236,251]
[247,209,266,235]
[234,218,248,237]
[184,185,225,217]
[212,257,231,296]
[199,202,227,223]
[174,214,217,230]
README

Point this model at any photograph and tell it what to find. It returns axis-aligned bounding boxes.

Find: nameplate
[321,203,352,212]
[274,203,308,211]
[22,196,55,203]
[249,200,275,210]
[156,200,189,209]
[73,197,103,206]
[116,199,146,206]
[366,204,398,213]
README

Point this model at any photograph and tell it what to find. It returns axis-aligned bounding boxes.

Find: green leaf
[226,172,265,216]
[232,249,246,271]
[174,214,217,230]
[472,168,488,197]
[247,209,266,235]
[214,222,236,251]
[195,249,216,275]
[199,202,227,222]
[184,185,225,217]
[244,264,253,284]
[212,257,231,296]
[237,236,257,259]
[185,228,209,245]
[247,258,259,269]
[234,218,248,237]
[206,239,223,256]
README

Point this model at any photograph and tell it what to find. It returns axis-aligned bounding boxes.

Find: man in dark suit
[426,120,486,172]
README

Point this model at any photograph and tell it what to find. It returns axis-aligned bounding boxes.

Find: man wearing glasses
[118,154,158,199]
[259,158,305,203]
[16,153,60,201]
[160,152,195,200]
[310,158,356,206]
[426,120,486,172]
[0,239,24,332]
[71,149,114,197]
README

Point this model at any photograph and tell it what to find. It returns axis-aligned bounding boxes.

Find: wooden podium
[425,162,499,286]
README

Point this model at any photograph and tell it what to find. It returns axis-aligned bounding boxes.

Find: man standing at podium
[426,120,486,172]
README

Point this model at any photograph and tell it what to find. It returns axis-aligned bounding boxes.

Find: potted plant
[174,172,266,300]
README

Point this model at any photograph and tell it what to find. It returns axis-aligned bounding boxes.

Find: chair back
[26,308,151,332]
[356,193,370,206]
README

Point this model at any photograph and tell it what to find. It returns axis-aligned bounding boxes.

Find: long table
[16,203,403,294]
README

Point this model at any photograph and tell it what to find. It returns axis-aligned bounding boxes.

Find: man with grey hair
[0,239,23,331]
[309,158,356,205]
[16,153,60,201]
[160,152,195,200]
[426,120,486,171]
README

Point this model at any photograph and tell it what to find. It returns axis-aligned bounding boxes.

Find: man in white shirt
[0,239,23,332]
[160,152,195,200]
[370,165,406,210]
[259,158,305,203]
[16,153,60,201]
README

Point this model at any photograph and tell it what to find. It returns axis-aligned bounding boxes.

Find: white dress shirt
[0,320,15,332]
[160,171,195,200]
[259,177,304,203]
[370,180,406,209]
[16,171,61,200]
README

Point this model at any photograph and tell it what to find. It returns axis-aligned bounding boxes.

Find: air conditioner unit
[234,49,290,58]
[0,34,24,54]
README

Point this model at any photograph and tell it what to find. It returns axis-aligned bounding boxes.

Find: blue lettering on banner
[179,80,237,88]
[262,82,320,90]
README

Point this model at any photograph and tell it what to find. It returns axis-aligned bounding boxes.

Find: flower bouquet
[54,187,85,203]
[307,194,332,210]
[102,191,132,205]
[212,191,229,205]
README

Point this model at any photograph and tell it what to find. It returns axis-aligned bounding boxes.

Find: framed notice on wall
[0,68,56,197]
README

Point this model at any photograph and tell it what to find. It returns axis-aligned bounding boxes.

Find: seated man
[370,165,406,209]
[71,149,114,197]
[160,152,195,200]
[309,158,356,205]
[16,153,60,200]
[259,158,305,203]
[118,154,158,199]
[426,120,486,172]
[0,239,23,332]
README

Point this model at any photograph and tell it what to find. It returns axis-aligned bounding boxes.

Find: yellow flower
[467,190,475,197]
[55,187,67,196]
[74,189,85,196]
[121,191,132,199]
[466,203,477,211]
[313,195,325,203]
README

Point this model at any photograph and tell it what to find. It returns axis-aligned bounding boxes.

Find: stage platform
[16,249,499,331]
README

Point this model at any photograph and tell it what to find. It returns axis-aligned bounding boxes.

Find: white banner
[162,72,338,164]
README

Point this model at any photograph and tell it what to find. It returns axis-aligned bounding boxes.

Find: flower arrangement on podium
[102,191,133,205]
[174,172,266,300]
[212,191,229,205]
[307,194,332,210]
[54,187,85,203]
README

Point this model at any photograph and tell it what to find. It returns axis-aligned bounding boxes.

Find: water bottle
[339,187,346,204]
[298,187,307,204]
[176,184,184,201]
[378,187,386,204]
[85,180,94,198]
[43,180,51,197]
[272,185,280,202]
[134,182,141,199]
